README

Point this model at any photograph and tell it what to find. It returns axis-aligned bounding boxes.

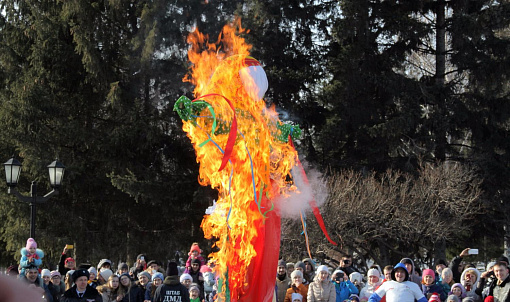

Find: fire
[179,21,298,301]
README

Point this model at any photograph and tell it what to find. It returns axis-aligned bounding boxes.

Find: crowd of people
[3,238,510,302]
[275,249,510,302]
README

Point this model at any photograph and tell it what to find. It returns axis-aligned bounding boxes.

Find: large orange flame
[181,21,297,301]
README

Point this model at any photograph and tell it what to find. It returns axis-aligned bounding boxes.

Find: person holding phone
[331,269,359,301]
[339,255,359,277]
[58,245,76,277]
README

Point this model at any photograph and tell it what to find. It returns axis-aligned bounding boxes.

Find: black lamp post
[3,157,65,239]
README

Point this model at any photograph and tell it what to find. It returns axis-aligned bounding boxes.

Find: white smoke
[275,161,328,219]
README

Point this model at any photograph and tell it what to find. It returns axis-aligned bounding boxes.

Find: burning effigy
[174,21,335,302]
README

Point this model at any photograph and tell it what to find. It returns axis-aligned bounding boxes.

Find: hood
[460,268,481,291]
[399,257,415,273]
[302,258,316,271]
[163,275,180,286]
[391,263,409,282]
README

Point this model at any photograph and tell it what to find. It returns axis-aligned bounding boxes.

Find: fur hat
[189,243,202,255]
[99,269,113,282]
[291,293,303,301]
[291,270,303,279]
[152,272,164,282]
[26,238,37,250]
[180,273,193,282]
[72,269,90,281]
[50,270,61,278]
[428,292,441,302]
[41,269,51,277]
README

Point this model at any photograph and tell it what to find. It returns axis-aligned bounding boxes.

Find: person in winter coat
[368,262,427,302]
[400,258,422,288]
[61,269,102,302]
[19,238,44,275]
[118,272,143,302]
[276,260,292,302]
[97,275,120,302]
[144,272,164,301]
[350,272,365,294]
[303,259,316,286]
[49,271,65,302]
[421,268,447,301]
[153,275,190,302]
[360,268,383,301]
[284,270,308,302]
[441,268,455,294]
[461,267,482,301]
[58,246,76,277]
[307,265,336,302]
[449,283,467,300]
[332,269,359,301]
[491,262,510,302]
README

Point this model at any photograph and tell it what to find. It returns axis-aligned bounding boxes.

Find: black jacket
[153,276,190,302]
[61,285,102,302]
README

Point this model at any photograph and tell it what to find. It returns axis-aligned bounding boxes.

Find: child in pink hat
[19,238,44,274]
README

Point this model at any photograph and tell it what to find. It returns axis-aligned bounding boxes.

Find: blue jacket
[422,282,447,301]
[334,280,359,301]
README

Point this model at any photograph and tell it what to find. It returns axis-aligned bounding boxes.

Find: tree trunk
[435,0,447,161]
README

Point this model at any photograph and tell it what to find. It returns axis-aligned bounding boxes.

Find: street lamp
[3,157,65,239]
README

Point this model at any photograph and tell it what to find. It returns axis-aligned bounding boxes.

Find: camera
[343,260,350,265]
[335,272,344,281]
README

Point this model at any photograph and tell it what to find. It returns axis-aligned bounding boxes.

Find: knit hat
[316,265,329,274]
[200,265,212,273]
[189,285,200,293]
[446,295,460,302]
[88,267,97,276]
[118,262,129,271]
[119,273,130,280]
[180,273,193,282]
[50,271,61,278]
[189,243,202,255]
[167,261,179,276]
[278,260,286,267]
[484,297,494,302]
[349,295,360,302]
[422,268,435,282]
[367,268,381,277]
[462,298,475,302]
[41,269,51,277]
[191,258,201,266]
[291,293,303,301]
[152,272,164,282]
[72,269,90,281]
[291,270,303,279]
[486,261,497,272]
[294,261,306,271]
[99,269,113,282]
[137,271,151,280]
[428,292,441,302]
[97,259,112,270]
[65,257,75,265]
[26,238,37,250]
[333,269,344,278]
[435,259,447,266]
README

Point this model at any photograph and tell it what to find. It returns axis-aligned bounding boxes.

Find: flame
[182,20,297,301]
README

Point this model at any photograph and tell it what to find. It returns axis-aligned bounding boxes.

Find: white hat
[99,269,113,282]
[291,270,303,279]
[317,265,329,273]
[367,268,381,277]
[291,293,303,301]
[180,273,193,282]
[41,269,51,277]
